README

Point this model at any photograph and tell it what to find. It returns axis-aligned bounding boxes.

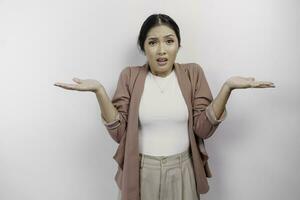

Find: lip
[156,57,168,66]
[157,60,168,66]
[156,57,168,62]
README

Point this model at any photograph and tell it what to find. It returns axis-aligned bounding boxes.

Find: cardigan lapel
[122,63,148,200]
[174,63,192,114]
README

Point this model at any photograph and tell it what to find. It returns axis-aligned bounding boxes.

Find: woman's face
[144,25,179,77]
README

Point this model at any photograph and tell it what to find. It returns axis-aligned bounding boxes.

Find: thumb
[73,77,82,83]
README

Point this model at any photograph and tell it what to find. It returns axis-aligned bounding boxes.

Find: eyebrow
[147,34,175,40]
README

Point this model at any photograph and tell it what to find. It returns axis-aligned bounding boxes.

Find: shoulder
[119,64,147,81]
[120,64,144,75]
[178,63,206,83]
[117,64,144,85]
[179,62,205,74]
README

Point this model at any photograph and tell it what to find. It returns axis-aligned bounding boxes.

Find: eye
[166,39,174,44]
[148,41,156,45]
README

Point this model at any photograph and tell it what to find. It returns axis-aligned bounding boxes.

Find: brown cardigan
[101,62,227,200]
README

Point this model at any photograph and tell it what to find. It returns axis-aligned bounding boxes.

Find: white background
[0,0,299,200]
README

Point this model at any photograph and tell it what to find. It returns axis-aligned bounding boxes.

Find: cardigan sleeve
[101,67,131,144]
[192,64,227,139]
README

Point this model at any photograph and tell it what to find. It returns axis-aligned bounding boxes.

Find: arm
[210,83,232,122]
[54,67,131,144]
[98,67,131,144]
[192,64,227,139]
[192,64,275,139]
[211,74,275,120]
[95,87,119,124]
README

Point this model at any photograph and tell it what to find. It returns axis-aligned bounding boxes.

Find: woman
[54,14,275,200]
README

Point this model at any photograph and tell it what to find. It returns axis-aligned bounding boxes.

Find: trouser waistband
[139,148,192,168]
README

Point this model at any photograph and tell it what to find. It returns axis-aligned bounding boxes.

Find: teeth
[157,58,167,62]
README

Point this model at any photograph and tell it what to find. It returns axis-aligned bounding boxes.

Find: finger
[54,83,78,90]
[249,82,259,88]
[263,81,275,87]
[260,81,275,87]
[253,81,275,88]
[72,77,82,84]
[54,82,65,87]
[247,77,255,81]
[250,81,265,87]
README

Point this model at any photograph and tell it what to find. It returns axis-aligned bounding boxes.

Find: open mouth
[156,58,168,66]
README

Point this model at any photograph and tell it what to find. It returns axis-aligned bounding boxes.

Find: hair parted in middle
[137,13,181,54]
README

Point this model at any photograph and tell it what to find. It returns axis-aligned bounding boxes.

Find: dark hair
[137,14,181,53]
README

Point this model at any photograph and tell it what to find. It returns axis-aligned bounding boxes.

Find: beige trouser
[117,148,199,200]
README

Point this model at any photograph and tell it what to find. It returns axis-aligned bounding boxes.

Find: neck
[148,64,174,78]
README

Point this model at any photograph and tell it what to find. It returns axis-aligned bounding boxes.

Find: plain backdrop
[0,0,299,200]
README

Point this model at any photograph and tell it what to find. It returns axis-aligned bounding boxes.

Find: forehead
[146,25,176,39]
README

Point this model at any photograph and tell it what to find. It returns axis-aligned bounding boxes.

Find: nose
[157,43,166,55]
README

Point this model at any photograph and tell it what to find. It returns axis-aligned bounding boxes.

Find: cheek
[168,47,178,56]
[145,48,157,58]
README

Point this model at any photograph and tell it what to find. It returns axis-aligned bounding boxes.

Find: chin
[156,66,170,71]
[149,62,173,74]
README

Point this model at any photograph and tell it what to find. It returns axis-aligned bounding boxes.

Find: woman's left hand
[225,76,275,90]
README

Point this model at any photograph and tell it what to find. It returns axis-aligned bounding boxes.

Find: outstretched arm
[210,83,232,120]
[211,76,275,120]
[95,87,119,124]
[54,69,130,144]
[192,63,275,139]
[54,77,119,124]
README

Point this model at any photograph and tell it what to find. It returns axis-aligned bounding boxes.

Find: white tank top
[138,70,189,156]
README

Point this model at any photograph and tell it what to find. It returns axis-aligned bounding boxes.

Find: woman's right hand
[54,78,103,93]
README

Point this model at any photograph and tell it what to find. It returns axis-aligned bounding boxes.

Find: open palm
[226,76,275,90]
[54,78,102,92]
